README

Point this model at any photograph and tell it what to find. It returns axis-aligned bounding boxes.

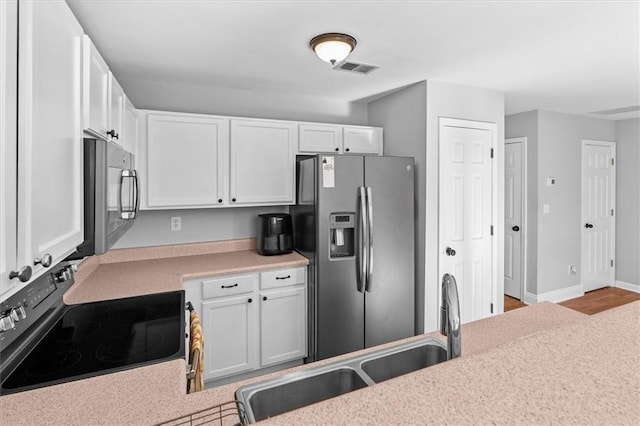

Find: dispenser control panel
[329,212,355,259]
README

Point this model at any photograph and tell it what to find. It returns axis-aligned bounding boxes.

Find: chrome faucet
[439,273,461,360]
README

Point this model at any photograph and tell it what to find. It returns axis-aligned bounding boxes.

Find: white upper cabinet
[298,123,342,153]
[122,97,138,157]
[298,123,383,155]
[145,112,228,209]
[107,72,125,143]
[229,119,296,206]
[343,126,383,155]
[1,0,19,299]
[16,0,84,286]
[82,35,109,140]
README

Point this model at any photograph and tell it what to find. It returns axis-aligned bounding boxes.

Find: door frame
[505,137,528,302]
[438,117,499,324]
[580,139,616,291]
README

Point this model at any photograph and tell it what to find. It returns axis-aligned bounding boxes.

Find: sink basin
[237,367,370,423]
[235,337,449,423]
[360,343,447,383]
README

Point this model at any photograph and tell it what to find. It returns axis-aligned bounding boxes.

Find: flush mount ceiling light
[310,33,357,65]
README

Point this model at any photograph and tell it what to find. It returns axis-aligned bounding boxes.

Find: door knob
[585,223,594,229]
[445,247,456,257]
[512,225,520,232]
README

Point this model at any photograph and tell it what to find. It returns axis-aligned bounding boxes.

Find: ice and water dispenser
[329,213,355,259]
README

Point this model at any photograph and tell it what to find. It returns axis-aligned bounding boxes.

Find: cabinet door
[229,119,296,205]
[343,126,382,155]
[122,97,138,157]
[0,0,19,299]
[201,295,257,380]
[82,35,109,140]
[17,0,84,282]
[299,123,342,154]
[108,73,125,144]
[260,286,307,366]
[146,113,228,208]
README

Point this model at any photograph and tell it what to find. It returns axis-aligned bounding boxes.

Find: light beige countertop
[2,295,615,425]
[63,238,309,304]
[1,240,637,424]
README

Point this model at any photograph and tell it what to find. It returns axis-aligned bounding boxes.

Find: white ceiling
[67,0,640,120]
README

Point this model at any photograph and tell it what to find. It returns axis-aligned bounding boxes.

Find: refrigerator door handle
[357,186,368,292]
[365,186,374,292]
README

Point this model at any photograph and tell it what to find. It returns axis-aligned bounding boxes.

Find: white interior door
[504,140,524,300]
[582,140,616,292]
[439,119,495,324]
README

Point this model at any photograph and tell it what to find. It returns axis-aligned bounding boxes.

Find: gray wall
[505,111,539,295]
[506,110,618,297]
[614,118,640,285]
[114,206,286,249]
[120,75,368,125]
[114,75,368,249]
[368,81,428,334]
[537,111,615,294]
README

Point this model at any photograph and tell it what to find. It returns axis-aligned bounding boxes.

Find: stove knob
[11,306,26,321]
[0,315,15,332]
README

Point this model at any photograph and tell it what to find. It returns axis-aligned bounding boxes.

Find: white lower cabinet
[185,266,307,382]
[201,294,258,380]
[260,286,306,366]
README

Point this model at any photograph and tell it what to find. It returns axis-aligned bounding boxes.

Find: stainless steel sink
[241,367,369,422]
[360,341,447,383]
[235,337,448,424]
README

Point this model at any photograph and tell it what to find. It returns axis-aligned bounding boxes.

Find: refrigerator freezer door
[316,155,365,360]
[364,156,415,348]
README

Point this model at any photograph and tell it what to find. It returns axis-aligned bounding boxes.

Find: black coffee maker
[257,213,294,255]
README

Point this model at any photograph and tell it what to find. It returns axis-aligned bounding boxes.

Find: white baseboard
[522,284,584,304]
[523,292,537,305]
[615,280,640,294]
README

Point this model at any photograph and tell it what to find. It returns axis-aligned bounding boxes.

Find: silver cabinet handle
[34,254,52,268]
[9,266,32,282]
[365,187,374,292]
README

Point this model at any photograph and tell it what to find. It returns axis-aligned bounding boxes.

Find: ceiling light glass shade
[310,33,357,65]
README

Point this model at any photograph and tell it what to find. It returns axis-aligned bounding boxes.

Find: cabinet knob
[232,198,237,202]
[263,296,267,301]
[9,266,32,283]
[248,298,253,303]
[34,254,52,268]
[335,147,339,152]
[218,199,223,203]
[107,129,119,140]
[345,148,350,152]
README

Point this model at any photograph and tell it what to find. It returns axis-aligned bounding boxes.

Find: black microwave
[67,139,139,259]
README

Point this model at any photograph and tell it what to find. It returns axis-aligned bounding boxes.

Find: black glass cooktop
[1,291,184,394]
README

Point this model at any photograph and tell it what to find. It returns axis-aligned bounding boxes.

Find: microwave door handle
[120,170,135,219]
[131,170,139,219]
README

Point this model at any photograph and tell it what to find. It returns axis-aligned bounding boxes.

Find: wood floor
[504,287,640,315]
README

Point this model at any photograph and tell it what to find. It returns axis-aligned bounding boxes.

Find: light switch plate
[543,204,550,214]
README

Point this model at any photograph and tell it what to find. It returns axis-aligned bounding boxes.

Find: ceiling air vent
[333,60,379,75]
[590,105,640,115]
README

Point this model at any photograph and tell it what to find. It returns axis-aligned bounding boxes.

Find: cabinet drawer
[202,273,257,299]
[260,267,306,290]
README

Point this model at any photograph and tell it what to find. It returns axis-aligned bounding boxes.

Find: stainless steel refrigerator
[291,155,415,361]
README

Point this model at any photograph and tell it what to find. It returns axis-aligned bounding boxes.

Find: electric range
[0,262,185,395]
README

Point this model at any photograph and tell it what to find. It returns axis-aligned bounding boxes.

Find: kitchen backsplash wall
[113,206,287,249]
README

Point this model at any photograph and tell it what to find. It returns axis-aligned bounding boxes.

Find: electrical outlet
[568,265,577,275]
[170,216,181,232]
